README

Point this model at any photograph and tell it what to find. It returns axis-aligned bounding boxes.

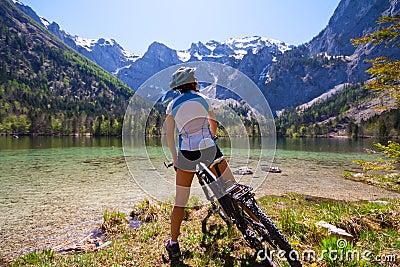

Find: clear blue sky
[18,0,341,55]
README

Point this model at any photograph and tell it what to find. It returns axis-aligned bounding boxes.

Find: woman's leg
[212,159,236,186]
[170,169,195,242]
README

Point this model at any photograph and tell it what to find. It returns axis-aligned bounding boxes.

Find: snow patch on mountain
[12,0,50,27]
[113,64,132,76]
[184,36,292,61]
[225,36,291,58]
[177,50,191,62]
[73,37,97,52]
[39,16,50,27]
[11,0,23,5]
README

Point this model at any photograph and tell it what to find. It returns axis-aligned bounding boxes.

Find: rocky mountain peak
[189,42,212,55]
[12,0,400,114]
[308,0,400,56]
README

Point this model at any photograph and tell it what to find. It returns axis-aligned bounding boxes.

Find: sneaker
[165,239,181,260]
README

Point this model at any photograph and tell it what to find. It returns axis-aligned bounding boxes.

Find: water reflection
[0,136,123,150]
[0,136,378,154]
[276,137,376,153]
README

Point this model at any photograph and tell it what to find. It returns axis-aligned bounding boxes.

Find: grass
[343,170,400,193]
[11,194,400,267]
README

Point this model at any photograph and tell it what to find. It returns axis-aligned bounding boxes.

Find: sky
[17,0,341,55]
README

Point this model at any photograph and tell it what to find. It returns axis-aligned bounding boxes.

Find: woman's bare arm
[208,110,217,137]
[166,114,177,164]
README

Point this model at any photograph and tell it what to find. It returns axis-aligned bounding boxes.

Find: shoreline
[4,188,400,265]
[1,136,399,264]
[0,132,394,139]
[2,159,400,264]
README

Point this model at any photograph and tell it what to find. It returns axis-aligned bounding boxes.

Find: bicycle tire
[196,163,302,266]
[238,199,303,267]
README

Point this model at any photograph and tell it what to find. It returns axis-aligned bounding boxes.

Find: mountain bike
[164,158,303,267]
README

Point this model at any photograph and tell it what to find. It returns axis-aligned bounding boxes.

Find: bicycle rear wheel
[237,199,303,267]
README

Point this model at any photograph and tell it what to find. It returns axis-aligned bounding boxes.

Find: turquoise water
[0,136,383,260]
[0,136,142,260]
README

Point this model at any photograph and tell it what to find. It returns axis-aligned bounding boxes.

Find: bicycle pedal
[162,253,181,264]
[161,253,169,263]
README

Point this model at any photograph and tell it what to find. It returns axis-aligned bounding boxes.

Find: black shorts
[176,145,224,172]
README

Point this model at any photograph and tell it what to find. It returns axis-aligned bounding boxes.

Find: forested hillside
[276,83,400,138]
[0,0,133,135]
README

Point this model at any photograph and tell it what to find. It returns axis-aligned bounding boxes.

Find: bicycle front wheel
[238,199,303,267]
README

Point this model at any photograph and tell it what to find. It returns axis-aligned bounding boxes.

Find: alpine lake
[1,135,399,262]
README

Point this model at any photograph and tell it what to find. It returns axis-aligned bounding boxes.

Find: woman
[165,66,235,260]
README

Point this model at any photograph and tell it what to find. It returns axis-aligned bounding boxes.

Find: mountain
[0,0,134,135]
[307,0,400,81]
[308,0,400,57]
[10,0,400,134]
[12,0,140,74]
[117,37,293,91]
[273,0,400,138]
[13,0,292,99]
[258,0,400,111]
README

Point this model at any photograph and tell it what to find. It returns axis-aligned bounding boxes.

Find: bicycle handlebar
[164,161,174,168]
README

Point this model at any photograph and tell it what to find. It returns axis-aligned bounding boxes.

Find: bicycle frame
[164,160,302,267]
[196,162,262,244]
[164,160,257,227]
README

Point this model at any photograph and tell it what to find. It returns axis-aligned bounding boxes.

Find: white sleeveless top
[166,91,215,151]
